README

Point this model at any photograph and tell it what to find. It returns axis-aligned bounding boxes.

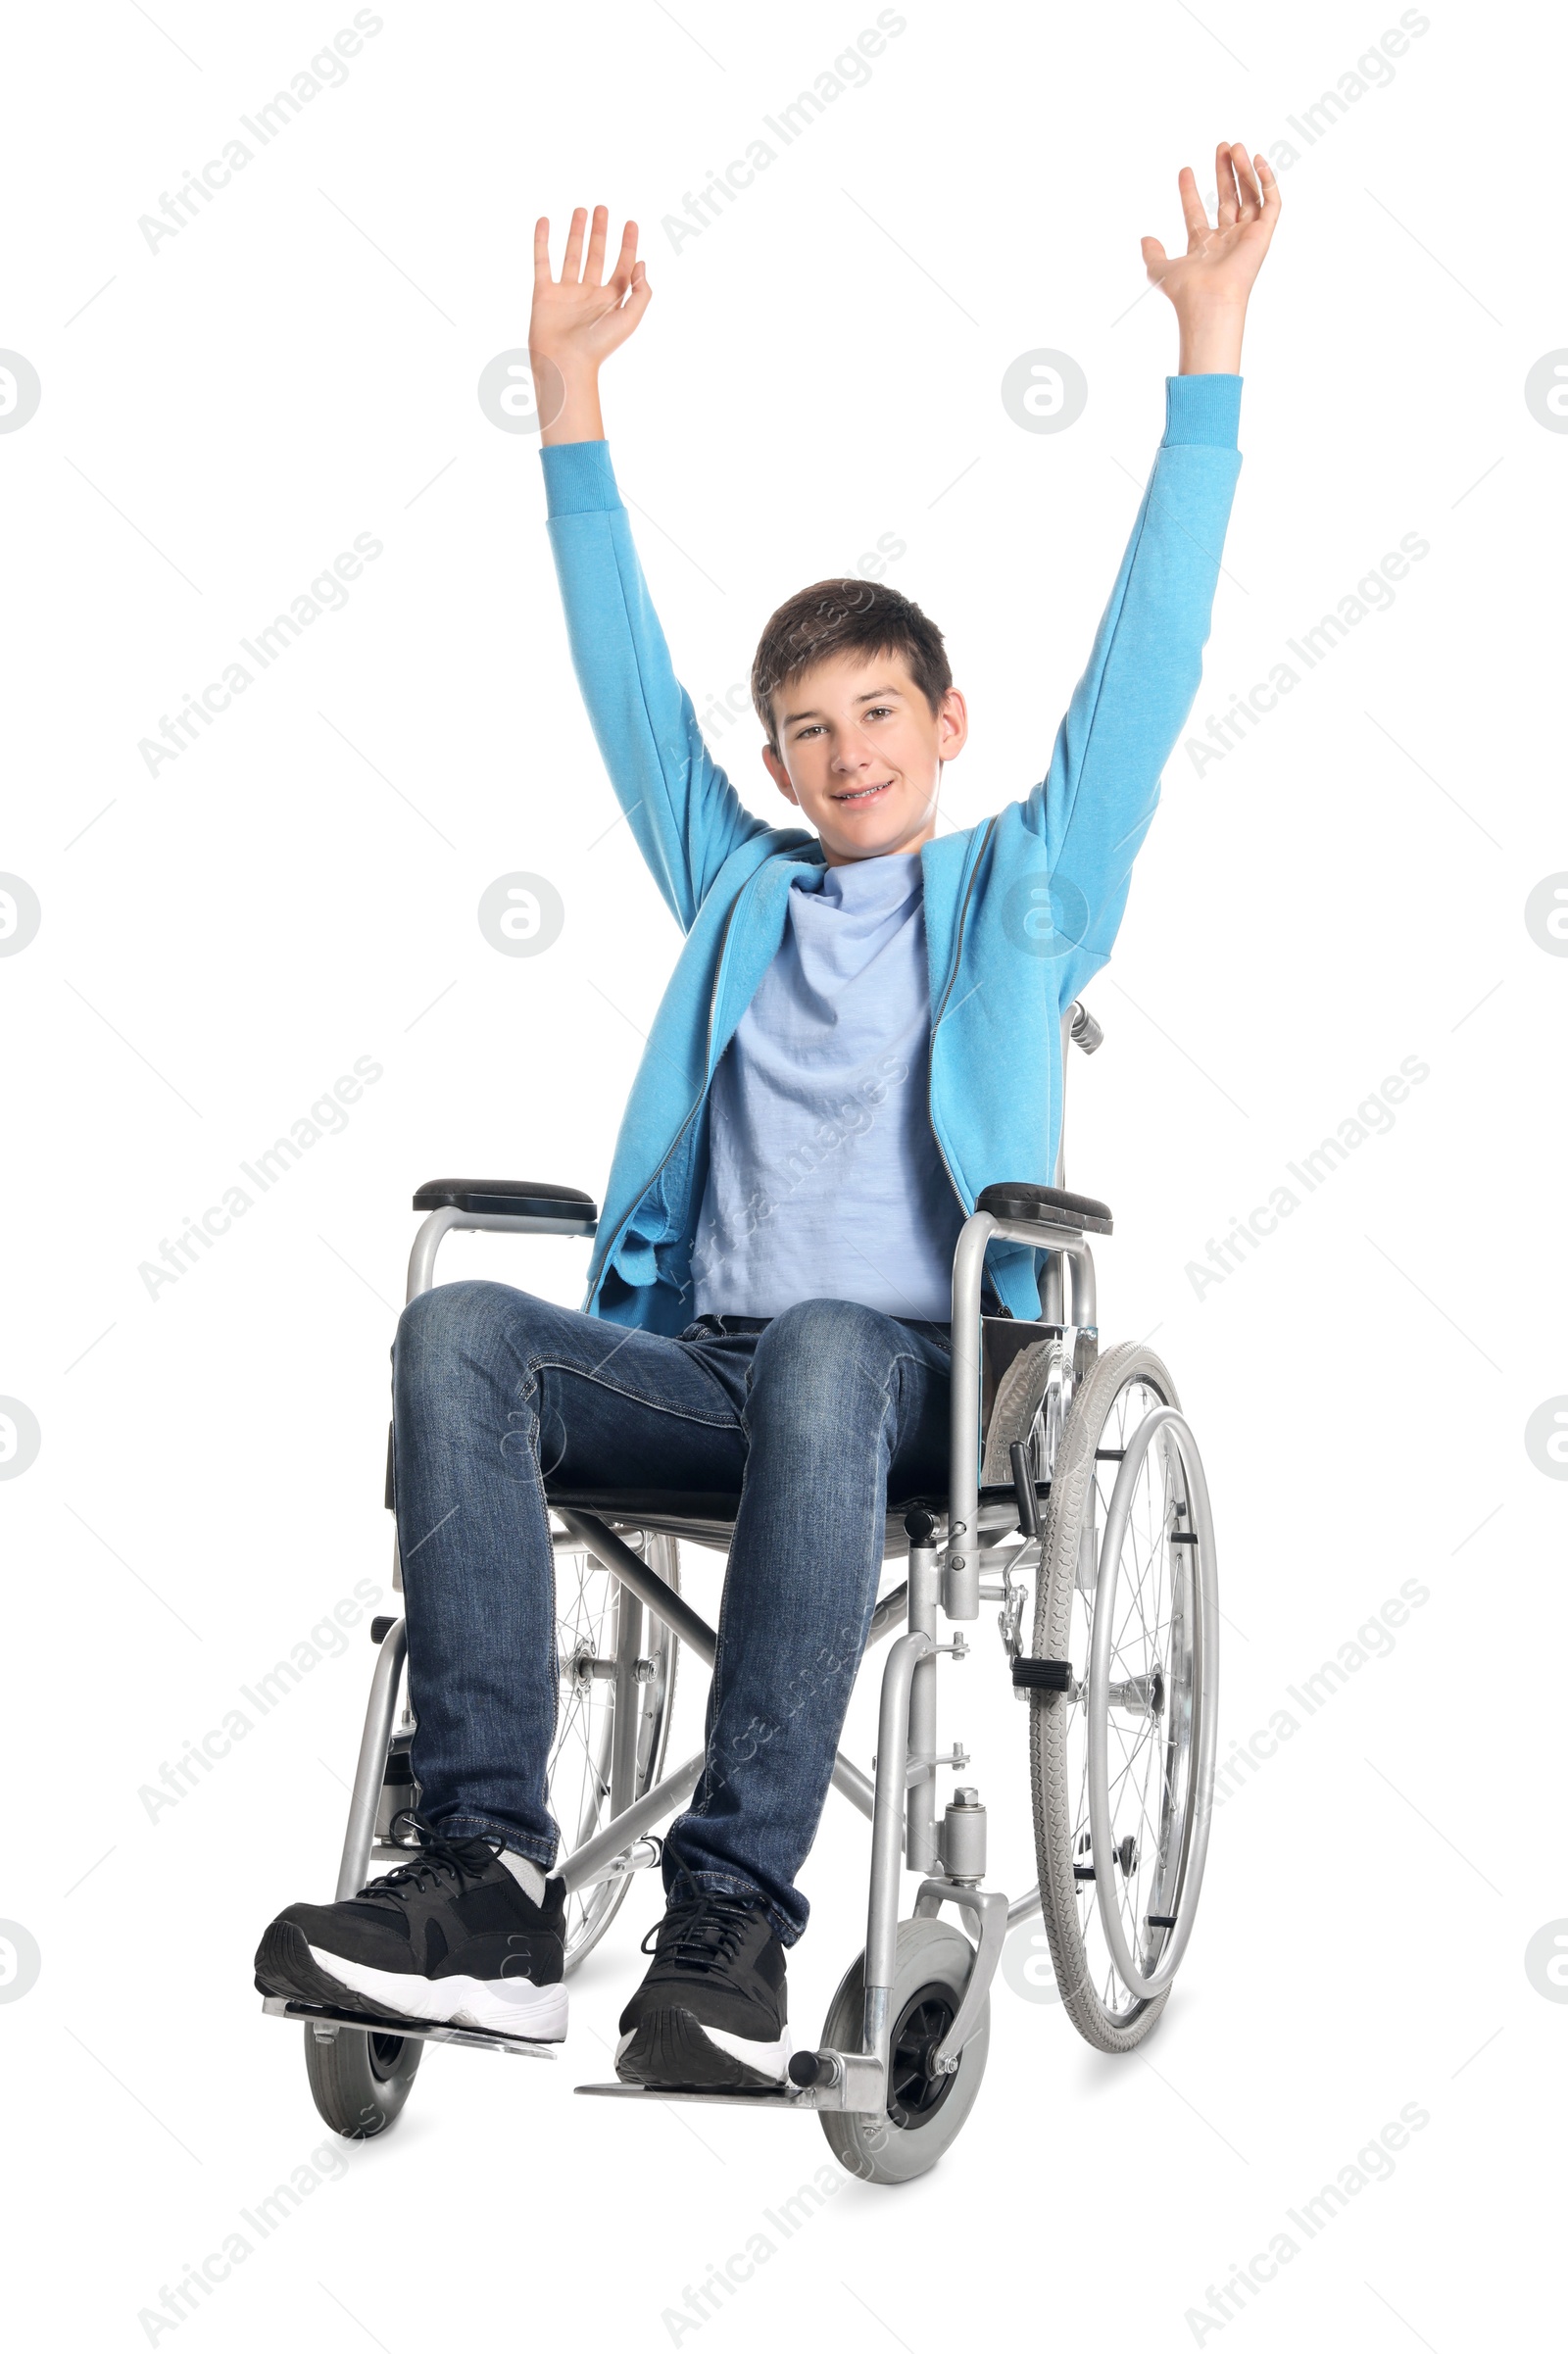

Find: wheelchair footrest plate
[576,2082,815,2110]
[261,1993,557,2060]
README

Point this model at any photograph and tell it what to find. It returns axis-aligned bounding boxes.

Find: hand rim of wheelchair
[1084,1401,1218,2003]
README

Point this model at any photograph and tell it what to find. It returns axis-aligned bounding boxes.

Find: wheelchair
[263,999,1220,2183]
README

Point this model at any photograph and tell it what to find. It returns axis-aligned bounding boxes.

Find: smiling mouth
[832,779,893,805]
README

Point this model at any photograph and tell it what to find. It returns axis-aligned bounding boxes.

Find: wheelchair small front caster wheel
[303,2023,422,2138]
[815,1919,990,2184]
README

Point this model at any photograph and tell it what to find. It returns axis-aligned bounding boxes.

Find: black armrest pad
[413,1178,599,1220]
[976,1182,1112,1236]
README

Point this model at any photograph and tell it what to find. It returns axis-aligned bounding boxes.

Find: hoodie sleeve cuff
[539,438,623,517]
[1160,373,1243,449]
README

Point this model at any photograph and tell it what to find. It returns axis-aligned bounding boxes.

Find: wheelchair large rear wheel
[1027,1344,1218,2052]
[550,1528,680,1970]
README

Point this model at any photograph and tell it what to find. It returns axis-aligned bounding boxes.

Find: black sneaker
[254,1815,566,2041]
[615,1895,789,2089]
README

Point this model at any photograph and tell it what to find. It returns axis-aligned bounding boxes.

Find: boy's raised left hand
[1143,143,1281,373]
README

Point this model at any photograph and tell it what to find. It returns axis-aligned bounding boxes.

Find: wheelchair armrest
[406,1179,598,1305]
[413,1178,599,1221]
[975,1182,1112,1236]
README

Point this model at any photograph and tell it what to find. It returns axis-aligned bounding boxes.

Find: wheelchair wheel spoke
[539,1532,681,1973]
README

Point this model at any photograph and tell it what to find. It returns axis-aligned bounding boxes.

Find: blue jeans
[391,1284,952,1944]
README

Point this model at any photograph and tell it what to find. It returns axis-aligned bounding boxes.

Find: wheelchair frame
[267,1000,1220,2157]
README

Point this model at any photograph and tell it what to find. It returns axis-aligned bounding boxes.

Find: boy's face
[760,650,967,867]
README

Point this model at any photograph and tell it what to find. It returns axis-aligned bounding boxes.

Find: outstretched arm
[1024,146,1280,996]
[530,208,770,932]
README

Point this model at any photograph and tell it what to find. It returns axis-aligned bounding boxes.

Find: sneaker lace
[640,1895,758,1974]
[356,1810,504,1900]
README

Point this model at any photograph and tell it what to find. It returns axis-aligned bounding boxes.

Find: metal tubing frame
[912,1879,1010,2067]
[905,1539,941,1876]
[947,1210,1097,1621]
[559,1507,887,1833]
[608,1582,643,1820]
[557,1750,707,1893]
[406,1204,596,1305]
[1054,1004,1073,1191]
[336,1620,408,1900]
[392,1205,598,1597]
[862,1630,935,2066]
[556,1509,717,1667]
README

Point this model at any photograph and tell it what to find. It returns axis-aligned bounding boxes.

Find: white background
[2,2,1563,2346]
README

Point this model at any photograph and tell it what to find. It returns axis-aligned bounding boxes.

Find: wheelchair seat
[545,1486,942,1554]
[545,1485,743,1540]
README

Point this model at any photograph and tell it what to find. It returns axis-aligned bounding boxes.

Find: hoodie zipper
[925,816,997,1220]
[586,865,758,1306]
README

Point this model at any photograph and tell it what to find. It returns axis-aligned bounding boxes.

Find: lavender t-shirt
[691,852,963,1322]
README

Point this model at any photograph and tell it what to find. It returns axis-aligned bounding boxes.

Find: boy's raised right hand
[531,206,651,445]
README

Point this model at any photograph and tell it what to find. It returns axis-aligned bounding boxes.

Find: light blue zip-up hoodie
[542,372,1243,1331]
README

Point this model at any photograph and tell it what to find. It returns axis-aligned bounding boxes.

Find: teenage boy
[257,150,1279,2091]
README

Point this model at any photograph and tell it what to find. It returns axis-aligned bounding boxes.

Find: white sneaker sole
[614,2020,791,2083]
[308,1946,568,2041]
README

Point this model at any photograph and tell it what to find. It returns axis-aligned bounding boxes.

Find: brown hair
[750,576,952,755]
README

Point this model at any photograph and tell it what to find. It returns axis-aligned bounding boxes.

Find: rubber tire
[302,2022,422,2138]
[1029,1340,1179,2053]
[816,1919,989,2185]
